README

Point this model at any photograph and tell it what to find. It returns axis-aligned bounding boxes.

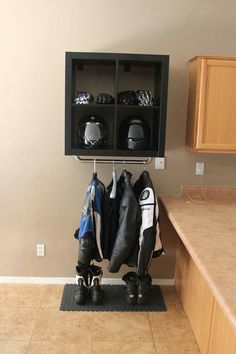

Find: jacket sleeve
[153,198,165,257]
[137,189,164,276]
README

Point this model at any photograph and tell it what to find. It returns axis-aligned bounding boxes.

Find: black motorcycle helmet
[78,116,108,148]
[119,116,150,150]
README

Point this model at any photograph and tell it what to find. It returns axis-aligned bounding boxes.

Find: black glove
[118,91,138,105]
[136,90,153,106]
[96,93,114,104]
[74,91,94,104]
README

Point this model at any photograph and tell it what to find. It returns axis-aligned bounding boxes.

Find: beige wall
[1,0,236,278]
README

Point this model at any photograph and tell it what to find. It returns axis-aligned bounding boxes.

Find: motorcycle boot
[89,265,103,305]
[137,273,152,305]
[75,266,89,305]
[122,272,137,305]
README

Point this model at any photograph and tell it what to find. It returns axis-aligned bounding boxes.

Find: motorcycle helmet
[119,116,150,150]
[78,116,108,148]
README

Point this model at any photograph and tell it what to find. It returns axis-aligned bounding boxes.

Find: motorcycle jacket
[74,172,105,263]
[108,170,141,272]
[133,171,164,277]
[101,174,127,260]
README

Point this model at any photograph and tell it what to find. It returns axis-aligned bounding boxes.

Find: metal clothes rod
[75,156,152,165]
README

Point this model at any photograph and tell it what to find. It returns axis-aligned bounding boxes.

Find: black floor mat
[60,284,167,312]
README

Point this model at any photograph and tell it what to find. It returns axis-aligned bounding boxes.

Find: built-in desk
[161,188,236,354]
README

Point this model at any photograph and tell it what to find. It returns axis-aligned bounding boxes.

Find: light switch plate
[36,244,45,257]
[155,157,165,170]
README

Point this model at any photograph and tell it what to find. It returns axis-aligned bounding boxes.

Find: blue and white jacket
[74,173,104,262]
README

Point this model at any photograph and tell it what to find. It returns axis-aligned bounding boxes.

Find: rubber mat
[60,284,167,312]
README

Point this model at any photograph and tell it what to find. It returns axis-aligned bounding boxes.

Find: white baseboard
[0,277,75,285]
[152,278,175,286]
[0,276,175,286]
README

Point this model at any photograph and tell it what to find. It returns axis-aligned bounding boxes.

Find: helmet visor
[84,123,102,144]
[128,124,144,139]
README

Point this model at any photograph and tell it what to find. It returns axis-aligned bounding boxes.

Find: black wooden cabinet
[65,52,169,157]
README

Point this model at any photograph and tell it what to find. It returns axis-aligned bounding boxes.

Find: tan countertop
[160,187,236,330]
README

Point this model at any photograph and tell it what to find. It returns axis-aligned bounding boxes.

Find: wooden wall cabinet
[175,239,214,354]
[186,56,236,153]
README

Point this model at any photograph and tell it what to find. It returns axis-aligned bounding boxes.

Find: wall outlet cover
[195,162,205,175]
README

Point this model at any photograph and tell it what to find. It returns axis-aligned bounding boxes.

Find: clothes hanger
[143,160,146,171]
[93,157,97,174]
[110,160,117,199]
[123,160,126,171]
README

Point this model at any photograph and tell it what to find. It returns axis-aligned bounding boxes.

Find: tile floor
[0,284,200,354]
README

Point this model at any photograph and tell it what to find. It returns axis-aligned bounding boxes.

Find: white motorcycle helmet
[119,116,150,150]
[78,116,108,148]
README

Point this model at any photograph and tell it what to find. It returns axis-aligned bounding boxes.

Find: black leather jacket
[108,170,141,272]
[101,174,125,260]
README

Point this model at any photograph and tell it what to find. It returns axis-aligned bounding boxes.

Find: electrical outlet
[155,157,165,170]
[36,244,45,257]
[195,162,205,176]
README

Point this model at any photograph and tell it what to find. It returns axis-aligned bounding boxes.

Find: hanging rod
[75,156,152,165]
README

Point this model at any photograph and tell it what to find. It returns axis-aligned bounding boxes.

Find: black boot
[75,266,89,305]
[122,272,137,305]
[137,274,152,305]
[89,265,103,305]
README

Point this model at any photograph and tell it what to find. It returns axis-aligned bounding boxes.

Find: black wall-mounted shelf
[65,52,169,157]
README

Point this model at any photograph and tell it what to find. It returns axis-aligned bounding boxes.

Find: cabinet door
[208,300,236,354]
[175,240,214,354]
[196,59,236,151]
